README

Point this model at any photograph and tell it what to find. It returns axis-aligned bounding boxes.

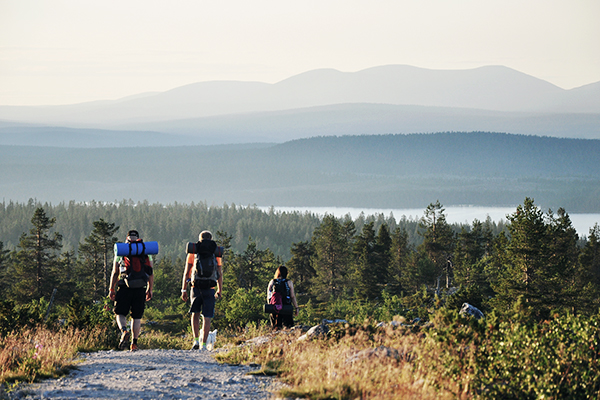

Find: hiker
[108,230,154,352]
[181,230,223,350]
[266,265,299,329]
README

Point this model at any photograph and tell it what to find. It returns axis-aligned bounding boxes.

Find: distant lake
[260,206,600,238]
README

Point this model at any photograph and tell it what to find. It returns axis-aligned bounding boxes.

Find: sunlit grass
[216,321,466,400]
[0,326,113,385]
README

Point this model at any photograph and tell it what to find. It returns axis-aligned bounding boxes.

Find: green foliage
[76,218,119,300]
[219,288,266,330]
[422,308,600,399]
[0,298,50,336]
[310,215,354,301]
[8,208,63,303]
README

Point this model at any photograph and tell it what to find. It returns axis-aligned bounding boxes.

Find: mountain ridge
[3,103,599,147]
[2,132,600,212]
[1,65,598,127]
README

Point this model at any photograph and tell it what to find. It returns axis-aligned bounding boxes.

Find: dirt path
[15,349,282,399]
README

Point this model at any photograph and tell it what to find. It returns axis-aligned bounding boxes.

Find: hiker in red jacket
[108,230,154,352]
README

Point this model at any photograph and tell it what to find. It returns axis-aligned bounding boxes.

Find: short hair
[274,265,288,279]
[199,230,212,241]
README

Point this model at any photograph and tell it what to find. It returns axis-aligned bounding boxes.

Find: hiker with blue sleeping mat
[108,230,155,352]
[181,230,224,350]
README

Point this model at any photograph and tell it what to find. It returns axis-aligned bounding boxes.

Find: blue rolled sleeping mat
[114,241,159,256]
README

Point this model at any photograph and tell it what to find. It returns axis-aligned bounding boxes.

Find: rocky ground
[10,349,283,400]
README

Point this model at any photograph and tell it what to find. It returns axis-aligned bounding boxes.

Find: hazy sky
[1,0,599,106]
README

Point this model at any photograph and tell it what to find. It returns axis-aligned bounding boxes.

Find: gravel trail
[17,349,281,400]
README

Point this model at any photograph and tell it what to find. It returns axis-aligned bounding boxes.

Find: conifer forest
[1,197,599,321]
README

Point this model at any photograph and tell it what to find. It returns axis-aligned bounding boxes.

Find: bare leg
[191,312,201,339]
[131,319,142,339]
[201,316,212,343]
[116,314,128,331]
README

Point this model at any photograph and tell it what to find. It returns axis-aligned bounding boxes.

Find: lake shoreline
[259,205,600,238]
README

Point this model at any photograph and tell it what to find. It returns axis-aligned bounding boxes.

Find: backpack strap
[128,240,146,256]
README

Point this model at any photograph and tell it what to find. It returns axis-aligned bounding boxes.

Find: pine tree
[489,198,580,319]
[578,224,600,313]
[77,219,119,299]
[11,208,62,303]
[351,222,379,299]
[453,219,493,288]
[374,223,392,294]
[388,227,414,294]
[286,241,316,294]
[310,215,353,301]
[418,201,455,290]
[0,241,10,296]
[544,208,580,312]
[227,238,276,291]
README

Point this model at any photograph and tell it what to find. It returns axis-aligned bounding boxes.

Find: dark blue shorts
[189,287,215,318]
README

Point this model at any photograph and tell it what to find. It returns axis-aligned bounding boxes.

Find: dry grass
[218,323,472,400]
[0,326,112,385]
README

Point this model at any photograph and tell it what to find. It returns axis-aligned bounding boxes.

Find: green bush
[0,298,53,335]
[220,288,266,329]
[424,308,600,399]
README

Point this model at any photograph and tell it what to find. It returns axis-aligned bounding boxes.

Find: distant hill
[2,103,600,146]
[2,132,599,212]
[0,65,598,146]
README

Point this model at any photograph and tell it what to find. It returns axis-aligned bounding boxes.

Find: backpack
[269,279,291,312]
[122,254,151,288]
[192,240,219,289]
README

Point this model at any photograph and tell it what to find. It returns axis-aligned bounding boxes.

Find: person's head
[126,230,140,243]
[274,265,288,279]
[199,230,212,242]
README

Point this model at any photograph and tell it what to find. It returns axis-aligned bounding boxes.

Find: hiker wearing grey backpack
[181,230,223,350]
[267,265,299,329]
[108,230,154,352]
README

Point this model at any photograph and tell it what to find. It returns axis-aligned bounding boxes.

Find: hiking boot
[118,330,131,350]
[190,342,200,350]
[130,342,139,352]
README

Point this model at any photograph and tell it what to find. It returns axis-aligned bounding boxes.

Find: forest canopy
[1,197,599,325]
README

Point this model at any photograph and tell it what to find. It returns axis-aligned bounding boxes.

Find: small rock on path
[18,349,280,400]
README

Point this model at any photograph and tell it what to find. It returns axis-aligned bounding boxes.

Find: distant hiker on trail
[108,230,154,352]
[181,230,223,351]
[267,265,299,329]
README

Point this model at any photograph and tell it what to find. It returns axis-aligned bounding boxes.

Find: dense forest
[1,197,599,327]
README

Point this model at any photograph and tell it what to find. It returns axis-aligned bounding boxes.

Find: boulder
[459,303,484,320]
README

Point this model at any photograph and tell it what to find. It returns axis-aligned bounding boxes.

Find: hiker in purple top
[266,265,299,329]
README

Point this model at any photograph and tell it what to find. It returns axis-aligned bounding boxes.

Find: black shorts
[114,286,147,319]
